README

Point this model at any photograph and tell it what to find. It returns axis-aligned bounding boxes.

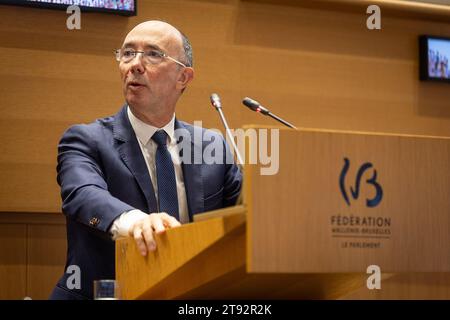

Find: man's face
[118,22,187,112]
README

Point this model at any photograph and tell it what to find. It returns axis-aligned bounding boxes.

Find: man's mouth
[127,81,145,89]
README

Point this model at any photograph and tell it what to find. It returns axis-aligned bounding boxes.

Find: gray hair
[180,31,193,68]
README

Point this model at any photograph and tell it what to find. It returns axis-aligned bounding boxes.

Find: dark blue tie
[152,130,179,220]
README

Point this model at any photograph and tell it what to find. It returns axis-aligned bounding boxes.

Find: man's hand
[129,212,181,256]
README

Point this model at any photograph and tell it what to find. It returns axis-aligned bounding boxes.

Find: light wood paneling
[0,213,65,300]
[27,224,67,300]
[0,224,27,299]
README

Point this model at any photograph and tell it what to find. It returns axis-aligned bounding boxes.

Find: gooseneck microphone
[242,97,297,129]
[210,93,244,165]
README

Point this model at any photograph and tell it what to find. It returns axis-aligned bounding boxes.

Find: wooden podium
[116,127,450,299]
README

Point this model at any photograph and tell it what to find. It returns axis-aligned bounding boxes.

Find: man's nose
[129,52,145,74]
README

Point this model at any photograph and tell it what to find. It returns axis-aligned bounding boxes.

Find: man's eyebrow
[121,42,163,51]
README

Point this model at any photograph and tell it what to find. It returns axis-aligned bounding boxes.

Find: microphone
[210,93,221,109]
[242,97,297,129]
[209,93,244,165]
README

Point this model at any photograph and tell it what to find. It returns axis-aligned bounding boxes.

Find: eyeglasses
[114,48,187,68]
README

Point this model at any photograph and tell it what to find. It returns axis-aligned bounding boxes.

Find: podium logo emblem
[339,157,383,207]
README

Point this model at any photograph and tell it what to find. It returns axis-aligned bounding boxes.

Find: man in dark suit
[50,20,242,300]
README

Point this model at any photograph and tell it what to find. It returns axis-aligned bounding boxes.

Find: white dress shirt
[109,106,189,239]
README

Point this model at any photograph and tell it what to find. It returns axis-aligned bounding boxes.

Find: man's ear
[177,67,194,91]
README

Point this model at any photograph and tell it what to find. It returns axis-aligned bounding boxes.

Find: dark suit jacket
[50,105,242,300]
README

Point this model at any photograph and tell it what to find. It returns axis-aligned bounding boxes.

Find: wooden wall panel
[235,2,450,134]
[0,224,27,299]
[27,224,67,300]
[0,213,66,300]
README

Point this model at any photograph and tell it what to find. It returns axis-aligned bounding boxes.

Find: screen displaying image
[0,0,136,15]
[427,38,450,79]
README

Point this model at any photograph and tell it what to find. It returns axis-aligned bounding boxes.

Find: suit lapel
[113,106,158,213]
[175,119,204,220]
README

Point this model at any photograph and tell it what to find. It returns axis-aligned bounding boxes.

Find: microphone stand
[210,94,244,206]
[266,112,297,129]
[210,94,244,165]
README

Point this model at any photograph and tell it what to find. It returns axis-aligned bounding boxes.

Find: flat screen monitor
[419,35,450,83]
[0,0,136,16]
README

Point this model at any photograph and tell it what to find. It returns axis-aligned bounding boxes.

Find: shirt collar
[127,106,176,146]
